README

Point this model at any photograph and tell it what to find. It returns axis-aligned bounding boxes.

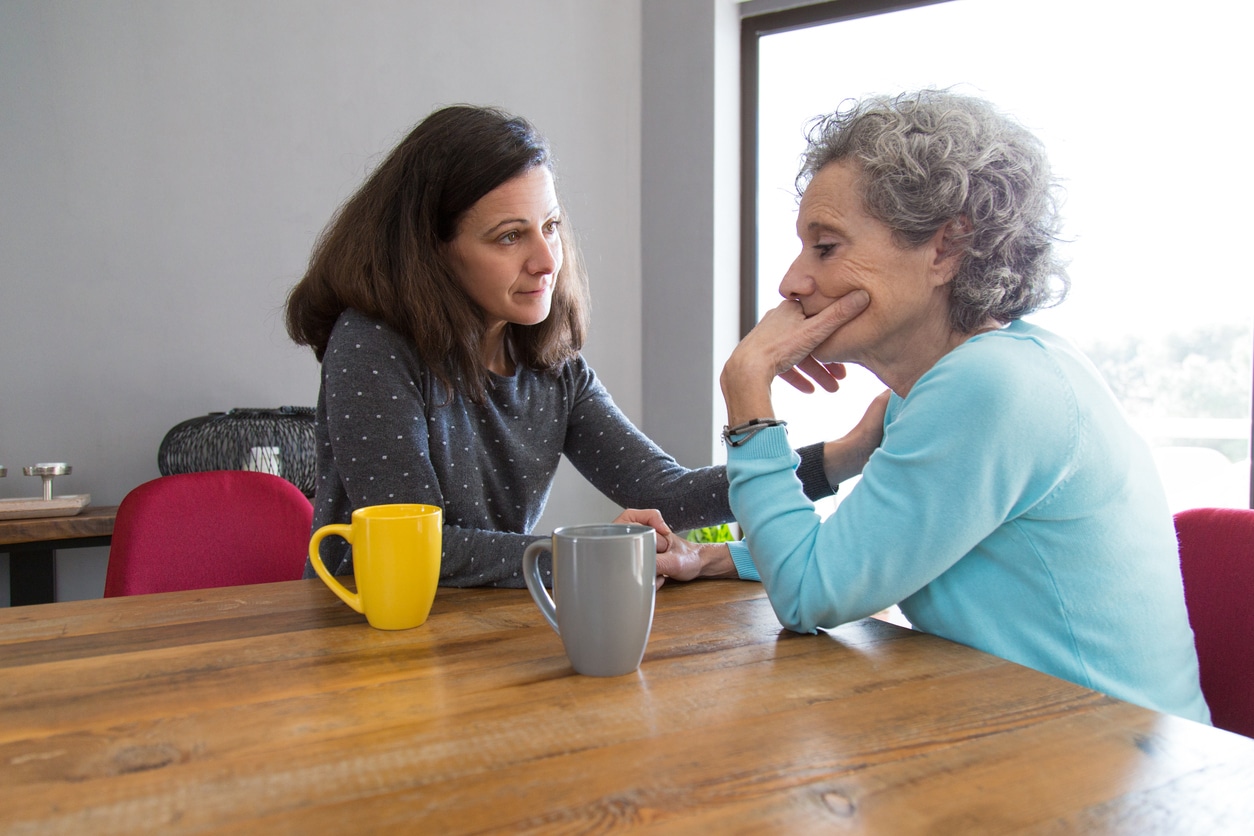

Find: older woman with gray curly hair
[658,90,1209,723]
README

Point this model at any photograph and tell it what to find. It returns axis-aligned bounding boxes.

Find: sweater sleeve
[728,339,1074,632]
[559,360,833,532]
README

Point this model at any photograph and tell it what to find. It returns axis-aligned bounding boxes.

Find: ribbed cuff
[795,441,836,501]
[728,540,760,582]
[727,424,794,459]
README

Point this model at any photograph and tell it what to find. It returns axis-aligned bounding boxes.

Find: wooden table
[0,505,118,606]
[2,580,1251,833]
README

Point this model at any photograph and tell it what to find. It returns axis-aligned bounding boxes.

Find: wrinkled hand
[613,508,672,589]
[613,509,736,585]
[612,508,673,553]
[728,290,870,394]
[655,537,707,582]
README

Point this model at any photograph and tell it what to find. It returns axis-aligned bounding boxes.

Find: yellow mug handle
[308,524,364,615]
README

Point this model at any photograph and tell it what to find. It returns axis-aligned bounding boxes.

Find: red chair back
[1174,506,1254,737]
[105,471,313,597]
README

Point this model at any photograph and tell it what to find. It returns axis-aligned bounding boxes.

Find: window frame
[738,0,949,336]
[737,0,1254,508]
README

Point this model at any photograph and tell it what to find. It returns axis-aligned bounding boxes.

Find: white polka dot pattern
[304,309,833,587]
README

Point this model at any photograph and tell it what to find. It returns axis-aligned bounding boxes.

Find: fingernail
[846,290,870,309]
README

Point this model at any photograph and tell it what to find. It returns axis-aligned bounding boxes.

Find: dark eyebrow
[483,205,561,236]
[484,218,529,235]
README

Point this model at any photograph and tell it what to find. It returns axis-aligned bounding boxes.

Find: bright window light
[755,0,1253,513]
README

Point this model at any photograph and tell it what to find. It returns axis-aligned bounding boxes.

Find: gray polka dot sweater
[306,308,833,587]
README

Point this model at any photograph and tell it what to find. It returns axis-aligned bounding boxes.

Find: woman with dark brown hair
[286,105,847,587]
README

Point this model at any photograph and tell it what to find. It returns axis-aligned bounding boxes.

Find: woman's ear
[930,216,971,285]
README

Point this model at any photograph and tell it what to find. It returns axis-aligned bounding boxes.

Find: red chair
[105,471,313,597]
[1174,506,1254,737]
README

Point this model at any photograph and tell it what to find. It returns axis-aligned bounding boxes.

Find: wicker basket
[158,406,317,497]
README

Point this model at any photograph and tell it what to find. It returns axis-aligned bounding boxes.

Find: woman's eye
[544,219,561,235]
[814,243,837,257]
[500,231,520,244]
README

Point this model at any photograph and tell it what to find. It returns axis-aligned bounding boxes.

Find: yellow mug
[308,504,442,630]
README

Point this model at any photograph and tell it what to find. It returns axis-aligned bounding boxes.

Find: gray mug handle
[522,538,560,634]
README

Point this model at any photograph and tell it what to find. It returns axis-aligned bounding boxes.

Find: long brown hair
[285,105,589,403]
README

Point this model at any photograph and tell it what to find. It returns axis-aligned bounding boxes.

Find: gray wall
[1,0,743,605]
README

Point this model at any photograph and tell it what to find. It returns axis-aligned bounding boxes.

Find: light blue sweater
[727,321,1210,723]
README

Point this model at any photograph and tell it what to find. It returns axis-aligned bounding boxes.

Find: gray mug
[522,523,657,677]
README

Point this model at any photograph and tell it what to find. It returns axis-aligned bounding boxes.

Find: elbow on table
[766,595,845,635]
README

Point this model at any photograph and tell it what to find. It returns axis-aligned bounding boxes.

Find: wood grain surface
[1,579,1251,834]
[0,505,118,546]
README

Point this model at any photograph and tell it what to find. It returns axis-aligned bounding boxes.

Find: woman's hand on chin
[729,291,868,386]
[721,290,869,425]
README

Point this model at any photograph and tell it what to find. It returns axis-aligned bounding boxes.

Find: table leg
[9,547,56,606]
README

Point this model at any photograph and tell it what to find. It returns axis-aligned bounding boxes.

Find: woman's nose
[778,257,815,300]
[527,234,558,275]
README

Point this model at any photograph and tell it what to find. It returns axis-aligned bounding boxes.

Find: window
[742,0,1253,513]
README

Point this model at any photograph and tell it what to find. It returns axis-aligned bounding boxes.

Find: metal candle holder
[23,463,71,500]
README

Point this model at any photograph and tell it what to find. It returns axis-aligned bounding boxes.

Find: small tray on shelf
[0,494,92,521]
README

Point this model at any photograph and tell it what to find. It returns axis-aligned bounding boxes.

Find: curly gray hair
[798,90,1069,332]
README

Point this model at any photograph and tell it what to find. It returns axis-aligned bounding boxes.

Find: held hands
[612,509,736,585]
